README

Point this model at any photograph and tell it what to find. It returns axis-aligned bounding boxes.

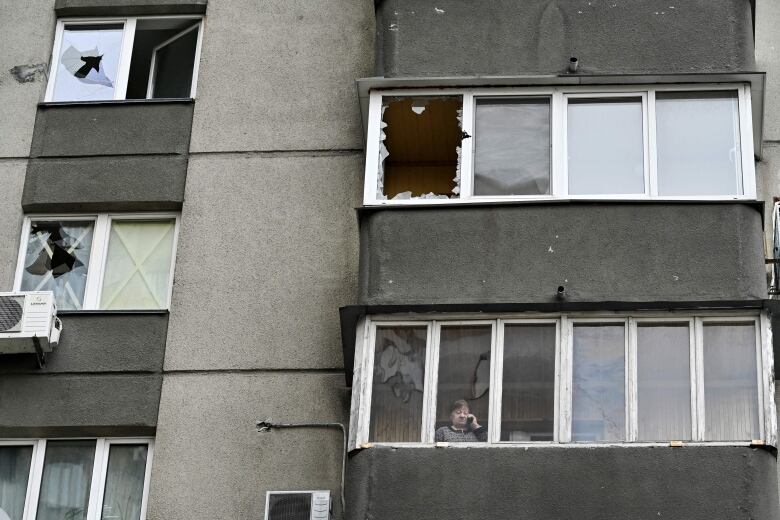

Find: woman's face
[450,406,469,428]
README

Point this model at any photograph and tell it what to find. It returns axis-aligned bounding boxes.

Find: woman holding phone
[434,399,488,442]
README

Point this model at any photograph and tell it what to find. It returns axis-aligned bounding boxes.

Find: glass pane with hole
[53,24,124,102]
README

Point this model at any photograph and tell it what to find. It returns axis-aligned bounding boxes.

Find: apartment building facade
[1,0,780,519]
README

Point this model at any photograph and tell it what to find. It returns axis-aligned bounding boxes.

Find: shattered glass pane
[474,97,551,196]
[100,220,175,310]
[369,326,427,442]
[379,96,462,199]
[21,221,94,310]
[572,324,625,441]
[53,24,124,102]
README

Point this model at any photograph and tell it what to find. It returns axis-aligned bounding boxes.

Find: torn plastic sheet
[377,105,389,200]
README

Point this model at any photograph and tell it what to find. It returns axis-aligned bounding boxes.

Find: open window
[45,16,203,102]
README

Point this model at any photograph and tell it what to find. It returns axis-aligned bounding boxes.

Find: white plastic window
[14,214,179,311]
[363,85,757,205]
[46,16,203,102]
[351,313,775,448]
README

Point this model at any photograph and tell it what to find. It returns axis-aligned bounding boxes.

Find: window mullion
[423,321,441,443]
[458,91,475,200]
[647,89,659,196]
[488,319,503,443]
[693,318,706,441]
[687,318,699,442]
[83,215,109,310]
[558,315,572,442]
[86,438,108,520]
[114,18,136,100]
[139,441,155,520]
[627,318,638,442]
[22,440,46,520]
[759,313,777,445]
[363,91,383,205]
[739,85,757,198]
[358,321,378,446]
[552,90,567,197]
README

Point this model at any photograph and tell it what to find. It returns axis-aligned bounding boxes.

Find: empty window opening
[379,97,463,200]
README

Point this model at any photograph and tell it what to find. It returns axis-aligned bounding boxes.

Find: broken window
[15,214,178,311]
[355,314,771,446]
[378,96,463,200]
[46,17,202,102]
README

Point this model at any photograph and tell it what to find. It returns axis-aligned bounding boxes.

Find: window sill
[359,441,769,449]
[57,309,169,316]
[39,98,194,108]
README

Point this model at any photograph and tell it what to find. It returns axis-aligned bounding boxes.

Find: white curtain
[0,447,33,520]
[100,445,147,520]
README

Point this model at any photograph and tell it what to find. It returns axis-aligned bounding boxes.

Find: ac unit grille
[268,493,312,520]
[0,296,24,332]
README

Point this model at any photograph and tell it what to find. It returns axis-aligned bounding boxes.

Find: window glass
[20,221,94,310]
[101,445,148,520]
[703,323,760,440]
[572,324,625,441]
[637,323,692,441]
[379,96,463,200]
[36,440,96,520]
[435,325,492,442]
[568,97,645,195]
[656,91,742,196]
[474,97,551,196]
[150,25,199,98]
[369,326,427,442]
[100,220,175,310]
[500,324,556,441]
[0,446,33,520]
[53,24,124,102]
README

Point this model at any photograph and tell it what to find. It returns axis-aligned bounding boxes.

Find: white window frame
[13,213,180,311]
[45,15,204,102]
[350,311,775,449]
[0,437,154,520]
[363,84,757,205]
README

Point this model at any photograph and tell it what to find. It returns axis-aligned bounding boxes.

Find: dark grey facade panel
[346,446,779,520]
[54,0,207,16]
[358,203,767,306]
[30,101,194,158]
[0,313,168,374]
[0,373,161,437]
[375,0,755,77]
[23,155,187,212]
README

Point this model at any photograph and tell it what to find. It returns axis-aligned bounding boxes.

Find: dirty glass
[379,96,463,200]
[474,97,551,196]
[369,326,427,442]
[567,98,645,195]
[0,446,33,520]
[36,440,96,520]
[572,324,625,441]
[637,323,692,441]
[100,220,175,310]
[53,24,124,102]
[703,323,759,440]
[151,25,199,98]
[435,325,492,442]
[656,91,742,196]
[21,221,94,311]
[500,324,556,441]
[101,445,148,520]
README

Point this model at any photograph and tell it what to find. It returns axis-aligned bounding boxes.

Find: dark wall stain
[9,64,47,83]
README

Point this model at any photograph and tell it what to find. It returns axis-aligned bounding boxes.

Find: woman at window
[434,400,488,442]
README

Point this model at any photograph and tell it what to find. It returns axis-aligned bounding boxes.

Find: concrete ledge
[55,0,206,16]
[0,373,162,437]
[30,101,194,158]
[347,446,779,520]
[23,155,187,212]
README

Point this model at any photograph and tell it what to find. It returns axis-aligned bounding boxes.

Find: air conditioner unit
[0,292,62,360]
[265,491,330,520]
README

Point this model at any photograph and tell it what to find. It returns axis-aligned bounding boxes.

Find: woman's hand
[467,414,480,430]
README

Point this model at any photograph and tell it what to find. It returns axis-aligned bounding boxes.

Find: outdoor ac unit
[265,491,330,520]
[0,291,61,356]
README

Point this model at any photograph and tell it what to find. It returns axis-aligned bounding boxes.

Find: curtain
[36,441,95,520]
[0,446,33,520]
[101,445,147,520]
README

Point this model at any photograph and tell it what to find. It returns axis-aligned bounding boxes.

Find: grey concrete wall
[376,0,755,77]
[54,0,206,16]
[347,446,780,520]
[359,203,767,306]
[0,161,26,290]
[146,373,347,520]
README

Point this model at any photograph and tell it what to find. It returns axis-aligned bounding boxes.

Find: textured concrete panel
[55,0,206,16]
[0,160,26,289]
[23,155,187,212]
[189,0,374,153]
[0,313,168,374]
[0,373,161,437]
[30,101,194,157]
[757,143,780,254]
[164,153,361,371]
[146,372,347,520]
[756,0,780,141]
[0,0,54,157]
[347,446,779,520]
[376,0,755,77]
[359,203,767,305]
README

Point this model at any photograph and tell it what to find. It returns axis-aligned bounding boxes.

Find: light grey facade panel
[346,446,779,520]
[376,0,755,77]
[359,203,767,306]
[0,313,168,374]
[0,373,162,437]
[54,0,207,16]
[23,155,187,212]
[30,101,194,158]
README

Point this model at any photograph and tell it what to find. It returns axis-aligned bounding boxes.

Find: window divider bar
[552,319,562,443]
[44,21,66,102]
[114,18,136,100]
[358,321,378,447]
[423,321,441,443]
[364,91,383,205]
[740,85,757,198]
[488,319,504,443]
[693,318,706,441]
[687,319,699,441]
[759,312,777,445]
[647,90,659,196]
[755,316,767,442]
[22,440,46,520]
[87,438,109,520]
[139,440,155,520]
[553,90,567,197]
[558,316,572,442]
[459,93,475,199]
[627,318,638,442]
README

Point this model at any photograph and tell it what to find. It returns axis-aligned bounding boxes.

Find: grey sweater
[434,425,488,442]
